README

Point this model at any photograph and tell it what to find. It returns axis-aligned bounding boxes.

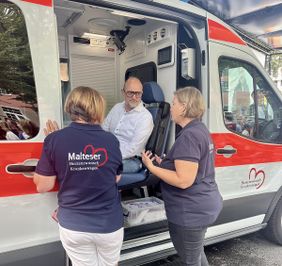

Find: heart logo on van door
[248,168,265,189]
[83,144,108,167]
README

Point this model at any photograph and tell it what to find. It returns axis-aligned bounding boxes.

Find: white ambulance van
[0,0,282,265]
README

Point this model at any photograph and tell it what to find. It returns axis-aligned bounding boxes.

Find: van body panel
[0,142,42,197]
[0,0,281,265]
[0,193,58,253]
[0,241,65,266]
[0,0,61,257]
[138,0,207,17]
[208,38,282,233]
[207,19,246,46]
[213,133,282,166]
[21,0,52,7]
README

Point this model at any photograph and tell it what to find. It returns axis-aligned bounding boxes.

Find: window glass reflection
[0,1,38,140]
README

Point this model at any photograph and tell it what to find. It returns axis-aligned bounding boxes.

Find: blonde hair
[174,87,205,119]
[64,86,105,124]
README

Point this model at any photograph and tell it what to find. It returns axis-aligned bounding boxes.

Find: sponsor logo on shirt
[68,144,108,171]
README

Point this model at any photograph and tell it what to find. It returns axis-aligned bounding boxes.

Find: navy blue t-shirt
[36,122,123,233]
[161,120,222,228]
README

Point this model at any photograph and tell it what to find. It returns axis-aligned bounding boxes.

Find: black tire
[264,196,282,245]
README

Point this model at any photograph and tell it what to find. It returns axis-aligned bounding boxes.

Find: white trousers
[59,225,124,266]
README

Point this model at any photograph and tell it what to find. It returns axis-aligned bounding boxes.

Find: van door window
[219,57,282,144]
[0,1,38,140]
[125,62,157,83]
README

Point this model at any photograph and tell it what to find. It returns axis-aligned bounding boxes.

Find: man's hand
[43,120,60,136]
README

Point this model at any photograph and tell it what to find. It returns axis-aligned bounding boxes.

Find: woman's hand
[141,150,155,170]
[116,175,121,183]
[155,154,165,165]
[44,120,60,136]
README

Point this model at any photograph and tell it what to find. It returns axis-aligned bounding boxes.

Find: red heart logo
[248,168,265,189]
[83,145,108,167]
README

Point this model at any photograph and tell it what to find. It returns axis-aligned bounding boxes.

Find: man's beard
[127,100,139,109]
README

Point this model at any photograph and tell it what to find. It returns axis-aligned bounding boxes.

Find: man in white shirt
[103,77,154,173]
[44,77,154,173]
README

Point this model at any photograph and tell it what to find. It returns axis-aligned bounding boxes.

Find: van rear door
[0,0,64,264]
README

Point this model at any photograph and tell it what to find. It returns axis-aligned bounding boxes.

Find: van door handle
[216,145,237,158]
[6,159,38,177]
[7,165,36,173]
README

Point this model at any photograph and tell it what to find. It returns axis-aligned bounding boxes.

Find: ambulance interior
[54,1,198,116]
[54,0,198,232]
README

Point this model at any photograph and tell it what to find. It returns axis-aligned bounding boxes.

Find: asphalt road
[145,232,282,266]
[205,232,282,266]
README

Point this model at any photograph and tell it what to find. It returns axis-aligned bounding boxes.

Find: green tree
[270,54,282,78]
[0,2,36,110]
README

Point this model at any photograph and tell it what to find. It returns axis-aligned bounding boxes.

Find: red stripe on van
[22,0,52,7]
[1,133,281,197]
[0,142,58,197]
[208,19,246,46]
[212,133,282,167]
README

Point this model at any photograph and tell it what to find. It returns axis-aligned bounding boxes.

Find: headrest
[142,82,165,104]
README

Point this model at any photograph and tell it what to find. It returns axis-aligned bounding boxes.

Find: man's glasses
[123,90,143,98]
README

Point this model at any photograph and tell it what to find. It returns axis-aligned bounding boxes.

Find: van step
[161,259,181,266]
[124,220,168,241]
[144,255,182,265]
[159,261,181,266]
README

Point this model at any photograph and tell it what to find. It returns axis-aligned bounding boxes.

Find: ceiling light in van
[111,10,144,19]
[127,19,146,26]
[88,18,118,28]
[81,32,110,39]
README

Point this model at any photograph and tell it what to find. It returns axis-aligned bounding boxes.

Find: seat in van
[118,81,171,189]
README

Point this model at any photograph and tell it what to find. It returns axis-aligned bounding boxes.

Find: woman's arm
[142,151,198,189]
[33,173,56,193]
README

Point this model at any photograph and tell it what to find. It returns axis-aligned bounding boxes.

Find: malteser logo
[68,144,108,171]
[241,168,265,189]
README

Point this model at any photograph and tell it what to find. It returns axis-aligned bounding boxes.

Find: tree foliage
[270,54,282,78]
[0,2,36,109]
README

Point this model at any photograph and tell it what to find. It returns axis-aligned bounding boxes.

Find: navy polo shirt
[36,122,123,233]
[161,120,222,228]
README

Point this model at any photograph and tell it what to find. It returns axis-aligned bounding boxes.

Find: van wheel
[264,197,282,245]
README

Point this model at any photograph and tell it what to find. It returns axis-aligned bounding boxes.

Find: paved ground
[144,232,282,266]
[205,232,282,266]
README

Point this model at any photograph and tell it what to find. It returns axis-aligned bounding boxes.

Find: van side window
[219,57,282,144]
[0,1,39,140]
